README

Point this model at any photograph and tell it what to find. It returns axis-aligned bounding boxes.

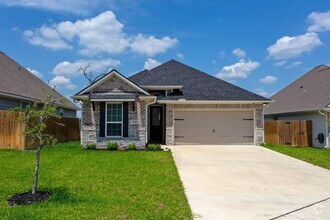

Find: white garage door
[174,110,254,145]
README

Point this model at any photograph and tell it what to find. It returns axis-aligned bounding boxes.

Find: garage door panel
[174,111,254,145]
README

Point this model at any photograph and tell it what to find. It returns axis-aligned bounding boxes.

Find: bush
[107,142,118,151]
[86,143,97,150]
[127,143,137,150]
[146,143,162,151]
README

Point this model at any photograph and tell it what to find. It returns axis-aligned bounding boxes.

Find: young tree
[14,87,65,194]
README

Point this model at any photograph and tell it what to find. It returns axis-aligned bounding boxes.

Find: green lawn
[261,144,330,170]
[0,142,192,219]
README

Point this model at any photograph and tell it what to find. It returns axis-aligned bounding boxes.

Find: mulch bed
[8,191,51,206]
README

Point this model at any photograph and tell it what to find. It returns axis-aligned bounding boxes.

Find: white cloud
[23,27,71,50]
[176,53,184,59]
[65,84,77,90]
[255,88,268,97]
[260,75,277,84]
[0,0,105,15]
[26,67,43,78]
[49,76,76,90]
[232,48,246,58]
[50,76,70,85]
[267,32,322,60]
[23,11,178,56]
[216,59,260,79]
[307,11,330,32]
[25,11,128,53]
[286,61,302,68]
[52,58,121,77]
[143,59,162,70]
[131,34,178,57]
[274,60,287,66]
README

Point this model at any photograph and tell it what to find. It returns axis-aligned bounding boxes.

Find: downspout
[145,96,157,146]
[318,110,329,148]
[74,99,84,146]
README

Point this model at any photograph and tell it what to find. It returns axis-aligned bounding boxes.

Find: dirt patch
[8,191,51,206]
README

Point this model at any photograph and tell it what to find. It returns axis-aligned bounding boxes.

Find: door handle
[212,129,215,133]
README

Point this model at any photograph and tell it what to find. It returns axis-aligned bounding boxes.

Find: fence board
[264,120,312,147]
[0,110,80,150]
[0,111,25,150]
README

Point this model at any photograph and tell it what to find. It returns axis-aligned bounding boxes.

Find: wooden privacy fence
[0,110,80,150]
[264,120,312,147]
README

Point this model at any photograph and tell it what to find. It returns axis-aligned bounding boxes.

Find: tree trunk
[32,145,42,194]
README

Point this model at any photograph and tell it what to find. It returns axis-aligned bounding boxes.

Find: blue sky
[0,0,330,100]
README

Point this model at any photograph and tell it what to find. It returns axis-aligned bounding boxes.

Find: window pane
[107,103,122,122]
[107,123,122,136]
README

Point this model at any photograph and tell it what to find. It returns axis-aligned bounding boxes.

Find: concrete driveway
[170,145,330,220]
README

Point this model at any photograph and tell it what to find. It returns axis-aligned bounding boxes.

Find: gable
[93,74,138,93]
[76,70,149,95]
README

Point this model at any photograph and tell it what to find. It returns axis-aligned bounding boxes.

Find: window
[106,103,122,137]
[58,108,64,116]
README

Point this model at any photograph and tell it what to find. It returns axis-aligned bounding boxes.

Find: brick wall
[165,103,265,145]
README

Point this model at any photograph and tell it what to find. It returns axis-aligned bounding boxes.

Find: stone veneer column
[81,100,97,145]
[165,104,174,145]
[254,107,264,145]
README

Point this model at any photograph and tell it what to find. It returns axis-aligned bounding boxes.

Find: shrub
[86,143,97,150]
[146,143,162,151]
[127,143,137,151]
[107,142,118,151]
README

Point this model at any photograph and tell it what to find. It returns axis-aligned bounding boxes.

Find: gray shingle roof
[0,52,79,110]
[129,60,269,101]
[265,65,330,115]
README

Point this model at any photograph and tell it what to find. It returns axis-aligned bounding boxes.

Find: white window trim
[106,102,123,138]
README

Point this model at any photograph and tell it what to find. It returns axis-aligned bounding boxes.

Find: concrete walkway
[170,145,330,220]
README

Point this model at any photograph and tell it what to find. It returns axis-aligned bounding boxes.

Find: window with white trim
[106,103,123,137]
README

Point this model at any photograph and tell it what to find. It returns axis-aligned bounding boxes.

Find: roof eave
[1,91,80,110]
[71,95,89,100]
[141,85,183,90]
[157,100,273,104]
[265,108,328,115]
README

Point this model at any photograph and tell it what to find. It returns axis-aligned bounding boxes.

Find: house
[72,60,271,147]
[265,65,330,148]
[0,52,79,117]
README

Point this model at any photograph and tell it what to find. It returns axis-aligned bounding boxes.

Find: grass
[0,142,192,219]
[261,144,330,170]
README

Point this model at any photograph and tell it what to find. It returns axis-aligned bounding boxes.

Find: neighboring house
[72,60,271,147]
[265,65,330,148]
[0,52,79,117]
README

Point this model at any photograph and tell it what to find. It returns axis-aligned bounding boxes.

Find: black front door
[149,106,164,143]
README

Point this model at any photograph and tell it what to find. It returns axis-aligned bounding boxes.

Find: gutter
[157,100,273,104]
[318,110,329,148]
